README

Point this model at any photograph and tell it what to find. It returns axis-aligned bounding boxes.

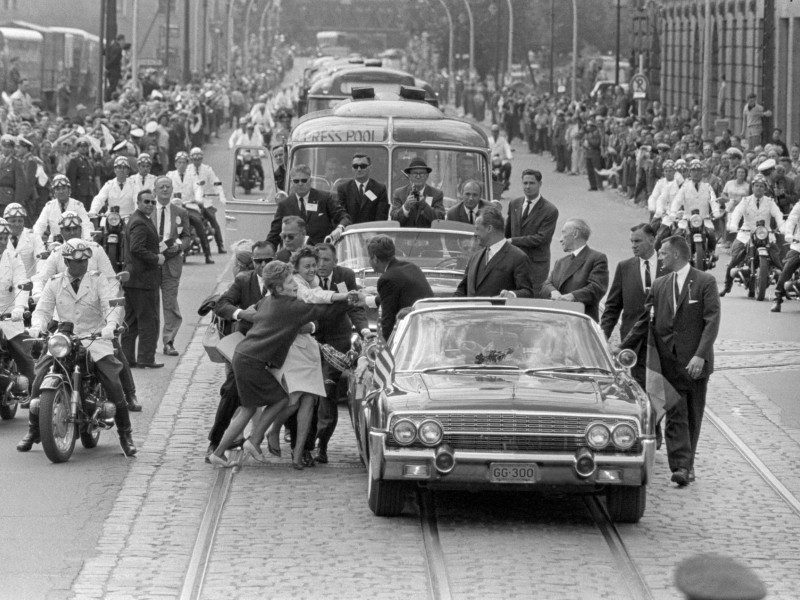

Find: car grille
[386,413,642,454]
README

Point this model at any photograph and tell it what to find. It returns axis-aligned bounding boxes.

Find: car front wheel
[605,485,646,523]
[367,452,406,517]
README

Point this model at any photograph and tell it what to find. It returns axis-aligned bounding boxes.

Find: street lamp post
[505,0,513,84]
[435,0,455,102]
[226,0,234,79]
[462,0,474,78]
[571,0,577,101]
[259,0,273,63]
[243,0,255,73]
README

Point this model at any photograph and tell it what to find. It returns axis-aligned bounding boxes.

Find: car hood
[385,371,640,416]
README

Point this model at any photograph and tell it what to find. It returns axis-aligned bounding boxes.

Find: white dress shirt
[572,244,587,258]
[783,202,800,253]
[484,238,507,263]
[154,203,173,242]
[673,263,691,312]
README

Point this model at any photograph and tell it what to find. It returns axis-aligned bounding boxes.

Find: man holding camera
[390,158,444,228]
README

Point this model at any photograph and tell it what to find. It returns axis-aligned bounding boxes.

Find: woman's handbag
[202,315,227,363]
[319,343,358,373]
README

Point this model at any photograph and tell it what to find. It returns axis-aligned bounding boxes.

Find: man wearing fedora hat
[390,157,444,228]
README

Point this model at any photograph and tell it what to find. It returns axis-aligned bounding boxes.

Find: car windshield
[337,229,477,273]
[393,309,611,373]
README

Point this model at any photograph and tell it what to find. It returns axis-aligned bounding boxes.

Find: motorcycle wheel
[694,242,707,272]
[39,386,77,463]
[0,397,17,420]
[756,255,770,301]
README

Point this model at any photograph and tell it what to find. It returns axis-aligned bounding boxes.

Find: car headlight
[611,423,637,450]
[689,214,703,228]
[417,419,443,446]
[107,212,122,226]
[755,226,769,240]
[47,333,71,359]
[585,422,610,450]
[392,419,417,446]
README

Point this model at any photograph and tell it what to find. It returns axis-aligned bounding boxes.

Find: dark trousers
[113,338,135,396]
[665,377,707,472]
[555,144,568,173]
[725,240,782,288]
[286,401,317,452]
[121,286,160,364]
[187,211,212,258]
[315,336,351,449]
[202,206,224,249]
[208,363,239,446]
[775,249,800,300]
[585,151,603,190]
[6,333,35,389]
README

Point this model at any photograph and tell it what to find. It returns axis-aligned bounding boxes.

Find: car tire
[605,485,646,523]
[367,452,405,517]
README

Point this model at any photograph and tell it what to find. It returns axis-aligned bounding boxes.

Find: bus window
[291,146,389,194]
[392,149,488,208]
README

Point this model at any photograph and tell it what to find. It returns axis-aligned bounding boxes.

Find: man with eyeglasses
[121,189,164,369]
[205,241,275,461]
[390,157,445,228]
[335,154,388,224]
[274,216,307,262]
[266,164,349,249]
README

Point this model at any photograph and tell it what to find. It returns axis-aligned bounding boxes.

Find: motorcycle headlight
[755,226,769,241]
[689,214,703,228]
[417,419,443,446]
[392,419,417,446]
[107,212,122,227]
[611,423,637,450]
[47,333,71,359]
[585,422,610,450]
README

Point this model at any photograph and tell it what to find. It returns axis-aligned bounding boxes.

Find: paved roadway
[2,80,800,598]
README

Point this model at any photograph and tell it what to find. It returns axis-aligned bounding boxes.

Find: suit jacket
[454,242,534,298]
[66,153,95,198]
[600,256,665,341]
[215,270,264,335]
[267,188,349,248]
[124,209,161,290]
[315,265,369,347]
[390,184,445,227]
[540,246,609,322]
[336,178,389,224]
[151,201,191,279]
[446,199,490,224]
[620,267,720,388]
[376,258,434,339]
[505,195,559,265]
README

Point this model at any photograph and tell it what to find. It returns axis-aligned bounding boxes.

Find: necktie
[142,175,146,186]
[71,277,81,293]
[673,273,681,314]
[180,173,184,182]
[475,248,489,281]
[118,181,124,191]
[298,196,306,219]
[11,235,17,247]
[359,183,365,197]
[695,182,700,192]
[261,284,268,297]
[159,207,165,238]
[522,199,532,221]
[644,259,652,289]
[321,277,329,290]
[468,209,474,224]
[756,197,760,210]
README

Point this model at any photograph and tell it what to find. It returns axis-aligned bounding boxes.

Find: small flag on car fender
[372,337,395,392]
[645,323,680,423]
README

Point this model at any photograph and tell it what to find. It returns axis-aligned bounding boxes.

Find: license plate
[693,233,703,242]
[758,247,769,256]
[488,463,538,483]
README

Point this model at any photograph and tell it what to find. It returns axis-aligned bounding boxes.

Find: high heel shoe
[267,437,281,458]
[242,439,269,464]
[208,454,230,468]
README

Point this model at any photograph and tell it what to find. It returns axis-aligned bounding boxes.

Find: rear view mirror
[109,297,126,307]
[116,271,130,283]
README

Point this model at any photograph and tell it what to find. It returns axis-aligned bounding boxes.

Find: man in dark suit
[620,235,721,486]
[601,223,665,385]
[364,235,433,339]
[310,242,369,463]
[205,241,275,460]
[152,176,191,356]
[267,164,349,248]
[455,207,533,298]
[541,218,609,322]
[390,158,445,227]
[274,216,307,262]
[122,189,164,368]
[336,153,389,224]
[446,179,490,224]
[505,169,559,296]
[66,137,97,211]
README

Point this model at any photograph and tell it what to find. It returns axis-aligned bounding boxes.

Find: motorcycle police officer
[167,151,214,264]
[0,217,35,391]
[90,155,137,218]
[188,147,225,254]
[665,159,720,255]
[720,174,784,297]
[32,211,140,412]
[4,203,45,279]
[127,153,158,201]
[32,174,92,243]
[771,200,800,312]
[18,240,137,457]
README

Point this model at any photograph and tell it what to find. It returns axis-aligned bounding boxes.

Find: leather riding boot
[17,413,40,451]
[118,428,138,457]
[126,393,142,412]
[771,297,783,313]
[719,272,733,297]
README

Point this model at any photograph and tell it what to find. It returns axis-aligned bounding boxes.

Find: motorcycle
[491,154,509,198]
[28,305,125,464]
[674,209,717,271]
[90,206,126,272]
[0,281,34,417]
[179,196,216,258]
[732,220,782,301]
[237,152,262,194]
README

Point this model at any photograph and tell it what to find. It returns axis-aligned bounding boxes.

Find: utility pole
[549,0,554,95]
[762,0,775,140]
[183,0,191,83]
[615,0,621,86]
[165,0,171,80]
[571,0,577,101]
[701,0,712,136]
[98,0,106,107]
[132,0,139,89]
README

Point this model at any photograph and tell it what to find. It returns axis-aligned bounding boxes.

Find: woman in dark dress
[209,261,350,467]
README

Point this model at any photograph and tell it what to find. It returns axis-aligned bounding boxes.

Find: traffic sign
[631,73,649,99]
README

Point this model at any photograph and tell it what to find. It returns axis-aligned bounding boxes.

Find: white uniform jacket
[32,198,92,242]
[648,172,684,214]
[0,248,29,340]
[32,270,122,362]
[166,169,202,204]
[10,228,45,279]
[782,202,800,253]
[90,177,137,218]
[189,163,226,206]
[670,180,720,220]
[655,178,683,219]
[33,240,118,299]
[127,172,158,201]
[727,194,784,244]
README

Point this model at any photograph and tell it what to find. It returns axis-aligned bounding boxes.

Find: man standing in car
[390,158,445,227]
[336,154,389,224]
[446,180,490,224]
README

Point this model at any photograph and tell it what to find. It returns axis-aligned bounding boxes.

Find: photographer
[389,158,444,228]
